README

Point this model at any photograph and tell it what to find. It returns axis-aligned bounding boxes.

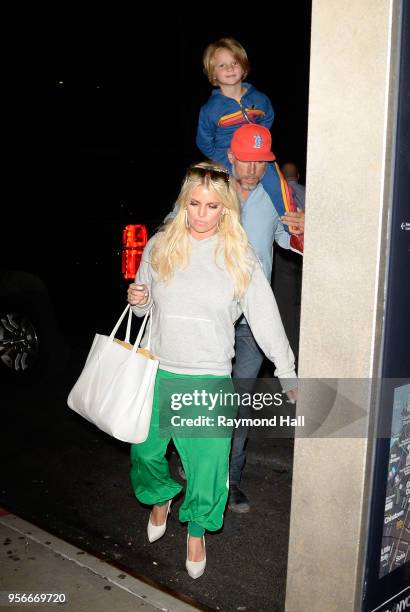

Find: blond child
[196,37,294,220]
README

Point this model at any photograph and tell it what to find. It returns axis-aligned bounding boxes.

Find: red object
[275,163,298,214]
[290,234,304,254]
[122,224,148,280]
[278,175,304,253]
[230,124,276,162]
[287,184,304,254]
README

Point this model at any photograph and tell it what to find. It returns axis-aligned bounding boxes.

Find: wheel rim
[0,312,39,372]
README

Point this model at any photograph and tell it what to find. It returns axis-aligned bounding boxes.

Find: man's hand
[281,208,305,235]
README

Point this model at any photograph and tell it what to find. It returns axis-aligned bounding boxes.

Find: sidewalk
[0,509,201,612]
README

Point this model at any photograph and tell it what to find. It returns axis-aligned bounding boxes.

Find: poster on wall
[363,3,410,610]
[379,384,410,578]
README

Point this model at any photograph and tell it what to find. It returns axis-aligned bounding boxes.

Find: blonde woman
[127,162,297,579]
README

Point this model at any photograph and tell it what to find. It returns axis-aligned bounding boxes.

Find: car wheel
[0,272,68,387]
[0,311,40,373]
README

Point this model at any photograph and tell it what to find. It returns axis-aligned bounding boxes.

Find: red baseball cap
[230,124,275,161]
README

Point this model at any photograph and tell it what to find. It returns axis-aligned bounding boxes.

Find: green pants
[130,369,232,533]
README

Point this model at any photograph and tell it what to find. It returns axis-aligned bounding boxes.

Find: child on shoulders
[196,37,295,222]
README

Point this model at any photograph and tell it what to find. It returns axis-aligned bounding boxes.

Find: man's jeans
[229,322,264,486]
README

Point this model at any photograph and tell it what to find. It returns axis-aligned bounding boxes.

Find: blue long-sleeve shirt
[196,83,274,168]
[240,184,290,282]
[196,83,288,220]
[239,183,290,324]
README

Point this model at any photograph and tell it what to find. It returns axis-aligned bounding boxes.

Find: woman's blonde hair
[202,37,250,85]
[151,162,253,299]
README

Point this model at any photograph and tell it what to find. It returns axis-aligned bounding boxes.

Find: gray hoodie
[132,233,296,390]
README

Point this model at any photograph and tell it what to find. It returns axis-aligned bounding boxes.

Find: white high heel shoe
[147,500,172,543]
[186,534,206,579]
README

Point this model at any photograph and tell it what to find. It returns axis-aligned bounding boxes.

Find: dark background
[29,8,312,218]
[4,7,312,345]
[1,10,313,610]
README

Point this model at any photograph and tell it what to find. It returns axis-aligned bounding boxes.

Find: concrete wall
[285,1,401,610]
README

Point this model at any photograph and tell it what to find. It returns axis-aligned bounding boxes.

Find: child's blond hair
[202,37,250,85]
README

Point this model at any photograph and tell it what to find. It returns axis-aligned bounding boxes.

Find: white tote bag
[67,305,159,443]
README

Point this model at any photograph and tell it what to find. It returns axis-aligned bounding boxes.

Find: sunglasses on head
[187,164,230,184]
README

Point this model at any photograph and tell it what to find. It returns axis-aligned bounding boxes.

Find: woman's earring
[184,208,189,229]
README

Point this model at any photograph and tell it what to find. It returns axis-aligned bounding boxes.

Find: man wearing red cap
[226,123,304,513]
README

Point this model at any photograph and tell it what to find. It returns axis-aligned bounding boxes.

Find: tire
[0,271,69,388]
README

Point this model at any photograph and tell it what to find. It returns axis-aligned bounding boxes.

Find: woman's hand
[127,283,150,306]
[286,388,298,404]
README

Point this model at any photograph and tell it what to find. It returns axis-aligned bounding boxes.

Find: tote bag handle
[109,304,153,352]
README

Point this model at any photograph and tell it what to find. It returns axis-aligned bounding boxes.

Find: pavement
[1,355,294,611]
[0,508,202,612]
